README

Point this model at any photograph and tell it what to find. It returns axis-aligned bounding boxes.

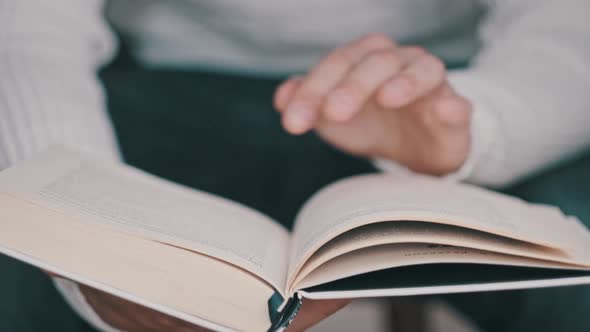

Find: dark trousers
[1,64,589,332]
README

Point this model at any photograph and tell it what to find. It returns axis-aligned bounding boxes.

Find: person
[1,0,589,331]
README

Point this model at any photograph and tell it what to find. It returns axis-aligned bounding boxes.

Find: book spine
[267,293,303,332]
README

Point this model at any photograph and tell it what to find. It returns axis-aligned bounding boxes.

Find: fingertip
[378,77,413,109]
[282,103,316,135]
[274,77,302,112]
[273,83,288,111]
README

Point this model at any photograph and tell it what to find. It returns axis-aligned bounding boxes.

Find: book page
[0,194,274,332]
[0,147,290,291]
[295,243,587,290]
[298,264,590,301]
[289,221,590,292]
[288,174,590,285]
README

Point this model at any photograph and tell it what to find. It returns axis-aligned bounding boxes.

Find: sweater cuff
[446,70,504,186]
[53,277,122,332]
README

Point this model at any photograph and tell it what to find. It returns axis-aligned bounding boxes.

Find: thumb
[286,299,351,332]
[432,96,471,129]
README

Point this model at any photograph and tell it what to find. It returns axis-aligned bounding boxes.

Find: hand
[79,285,209,332]
[287,298,350,332]
[48,268,345,332]
[84,285,346,332]
[274,34,472,176]
[83,286,347,332]
[47,271,200,331]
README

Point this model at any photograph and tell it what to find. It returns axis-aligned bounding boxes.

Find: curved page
[289,174,590,286]
[296,243,586,290]
[290,221,590,292]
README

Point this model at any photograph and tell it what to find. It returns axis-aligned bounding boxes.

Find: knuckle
[433,97,452,113]
[361,33,395,49]
[399,73,417,91]
[421,54,446,77]
[361,51,402,76]
[296,92,321,106]
[405,46,427,57]
[366,49,399,67]
[322,50,351,69]
[294,88,323,107]
[340,78,369,98]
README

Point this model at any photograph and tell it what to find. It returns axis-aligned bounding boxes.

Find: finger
[81,284,213,331]
[282,34,396,134]
[323,47,424,122]
[378,52,446,109]
[286,299,350,332]
[274,76,303,112]
[424,95,472,175]
[150,316,208,332]
[81,285,153,330]
[82,291,138,330]
[432,95,472,128]
[322,49,402,122]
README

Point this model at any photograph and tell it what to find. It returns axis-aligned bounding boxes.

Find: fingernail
[383,78,412,107]
[284,103,314,134]
[326,89,358,121]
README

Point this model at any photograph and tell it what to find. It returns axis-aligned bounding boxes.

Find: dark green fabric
[0,64,589,332]
[442,153,590,332]
[0,256,93,332]
[103,67,374,228]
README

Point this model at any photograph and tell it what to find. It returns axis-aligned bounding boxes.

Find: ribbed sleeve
[446,0,590,187]
[0,1,121,331]
[0,0,120,168]
[376,0,590,188]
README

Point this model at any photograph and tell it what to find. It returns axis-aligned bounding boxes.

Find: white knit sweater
[1,0,589,330]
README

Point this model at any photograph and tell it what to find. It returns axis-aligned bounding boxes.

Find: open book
[1,147,590,332]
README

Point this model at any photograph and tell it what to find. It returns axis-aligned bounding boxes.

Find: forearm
[0,1,121,330]
[0,0,120,167]
[0,60,121,168]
